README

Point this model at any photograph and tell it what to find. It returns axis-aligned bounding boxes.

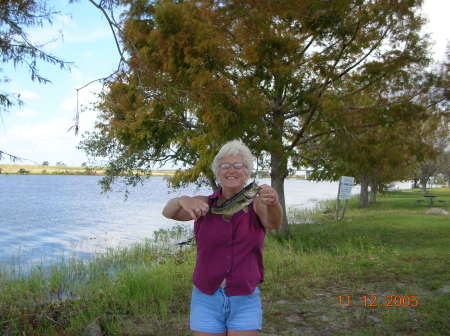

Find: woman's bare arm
[162,196,209,221]
[253,185,283,229]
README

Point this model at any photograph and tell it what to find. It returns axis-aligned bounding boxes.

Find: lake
[0,175,372,268]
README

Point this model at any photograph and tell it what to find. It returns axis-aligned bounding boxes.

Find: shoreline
[0,164,309,179]
[0,164,176,176]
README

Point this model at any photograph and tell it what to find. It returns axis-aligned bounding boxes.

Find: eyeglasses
[219,162,246,170]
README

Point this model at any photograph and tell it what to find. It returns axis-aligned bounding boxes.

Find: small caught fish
[211,182,260,220]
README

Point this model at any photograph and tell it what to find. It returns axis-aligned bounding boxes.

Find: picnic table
[423,194,438,206]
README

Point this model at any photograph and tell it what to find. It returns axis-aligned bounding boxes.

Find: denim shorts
[190,286,262,333]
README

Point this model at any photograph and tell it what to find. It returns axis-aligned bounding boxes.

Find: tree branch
[288,108,319,149]
[296,121,384,146]
[288,23,395,150]
[297,34,316,60]
[71,0,129,135]
[332,24,393,83]
[0,149,38,164]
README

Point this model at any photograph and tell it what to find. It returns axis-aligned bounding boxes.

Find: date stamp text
[338,295,420,307]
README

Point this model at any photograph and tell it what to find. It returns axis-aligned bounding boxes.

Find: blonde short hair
[211,140,254,180]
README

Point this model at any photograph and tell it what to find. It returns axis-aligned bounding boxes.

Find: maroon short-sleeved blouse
[192,188,266,296]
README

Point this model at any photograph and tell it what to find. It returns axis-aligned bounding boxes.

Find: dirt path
[259,282,448,336]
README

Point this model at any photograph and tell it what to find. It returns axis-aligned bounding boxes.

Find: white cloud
[422,0,450,60]
[27,12,112,53]
[65,29,111,43]
[18,90,41,100]
[82,50,95,58]
[0,115,93,166]
[26,14,70,52]
[56,12,75,26]
[28,15,101,52]
[15,108,37,118]
[0,82,103,166]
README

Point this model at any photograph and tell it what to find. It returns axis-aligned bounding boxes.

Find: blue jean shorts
[190,286,262,333]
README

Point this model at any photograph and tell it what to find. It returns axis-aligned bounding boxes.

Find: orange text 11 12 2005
[338,295,420,307]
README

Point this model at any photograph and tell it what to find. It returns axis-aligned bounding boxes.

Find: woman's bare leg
[227,330,259,336]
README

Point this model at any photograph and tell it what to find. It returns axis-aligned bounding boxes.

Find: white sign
[338,176,354,200]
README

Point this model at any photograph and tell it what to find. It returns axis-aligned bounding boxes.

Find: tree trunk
[420,177,428,192]
[270,106,289,234]
[412,179,419,189]
[369,187,377,203]
[359,175,369,208]
[270,151,288,234]
[369,179,377,204]
[207,175,219,192]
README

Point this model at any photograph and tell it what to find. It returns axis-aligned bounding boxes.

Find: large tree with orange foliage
[82,0,435,231]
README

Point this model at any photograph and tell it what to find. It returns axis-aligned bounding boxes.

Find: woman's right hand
[178,196,209,220]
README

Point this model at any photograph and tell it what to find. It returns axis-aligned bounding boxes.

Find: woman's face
[217,155,249,190]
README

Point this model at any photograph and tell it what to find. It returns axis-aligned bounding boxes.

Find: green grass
[0,189,449,335]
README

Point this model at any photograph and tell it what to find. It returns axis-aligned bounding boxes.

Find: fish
[211,182,260,220]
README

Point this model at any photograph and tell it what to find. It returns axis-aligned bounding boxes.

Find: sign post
[336,176,355,221]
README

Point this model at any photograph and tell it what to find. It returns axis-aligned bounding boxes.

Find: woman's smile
[218,155,248,195]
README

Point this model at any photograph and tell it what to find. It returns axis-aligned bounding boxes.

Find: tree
[305,115,443,207]
[82,0,432,231]
[437,151,450,187]
[42,161,49,166]
[303,62,449,206]
[413,121,450,191]
[0,0,70,160]
[410,56,450,192]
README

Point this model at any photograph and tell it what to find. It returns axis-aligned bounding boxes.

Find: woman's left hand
[256,184,279,206]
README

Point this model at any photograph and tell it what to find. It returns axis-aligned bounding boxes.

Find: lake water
[1,175,400,269]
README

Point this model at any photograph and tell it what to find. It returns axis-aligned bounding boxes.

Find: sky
[0,0,448,167]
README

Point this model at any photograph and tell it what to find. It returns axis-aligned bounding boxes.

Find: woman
[162,140,283,336]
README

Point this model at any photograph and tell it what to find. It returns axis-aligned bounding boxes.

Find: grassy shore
[0,189,449,335]
[0,164,175,176]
